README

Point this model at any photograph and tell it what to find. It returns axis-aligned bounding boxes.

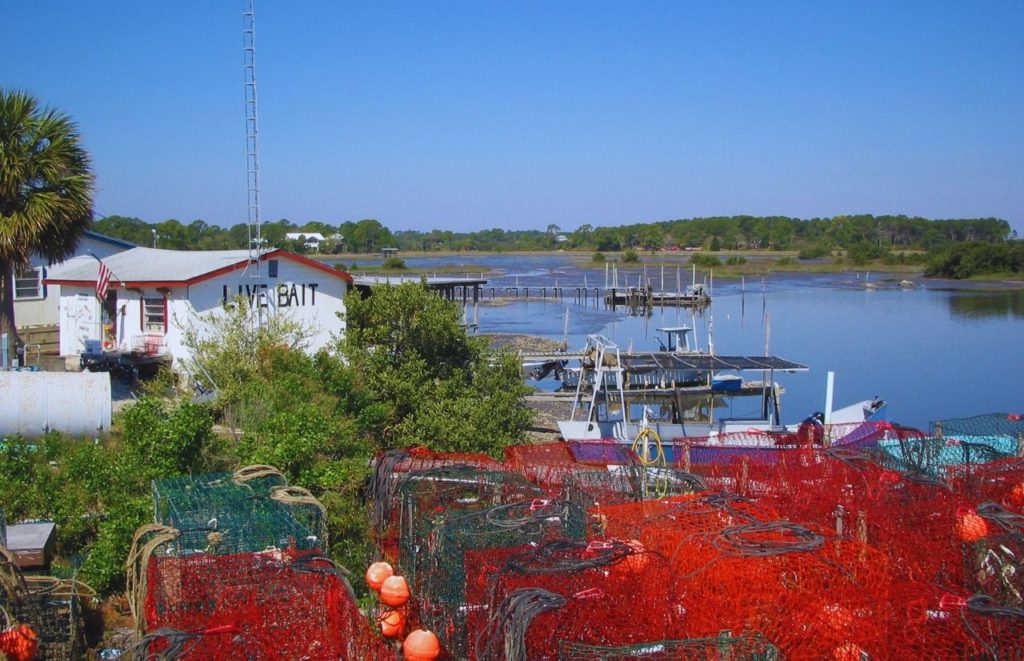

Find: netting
[557,632,780,660]
[876,435,1014,478]
[666,523,898,659]
[396,467,544,589]
[464,540,686,660]
[151,467,327,556]
[562,466,707,526]
[594,492,777,545]
[0,545,88,661]
[947,457,1024,511]
[416,498,587,659]
[368,447,505,558]
[137,547,393,660]
[505,442,582,488]
[933,412,1024,441]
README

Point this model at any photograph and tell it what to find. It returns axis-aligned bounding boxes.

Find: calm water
[355,254,1024,430]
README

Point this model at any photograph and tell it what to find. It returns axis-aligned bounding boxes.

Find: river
[347,253,1024,431]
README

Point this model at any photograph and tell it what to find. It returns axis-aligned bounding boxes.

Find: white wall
[17,236,131,328]
[57,257,348,369]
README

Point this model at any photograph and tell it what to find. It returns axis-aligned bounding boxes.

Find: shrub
[382,256,406,269]
[622,249,639,263]
[591,252,606,263]
[689,253,721,268]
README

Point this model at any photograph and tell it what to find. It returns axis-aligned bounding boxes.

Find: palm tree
[0,90,94,348]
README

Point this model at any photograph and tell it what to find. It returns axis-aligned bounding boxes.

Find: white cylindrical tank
[0,371,112,438]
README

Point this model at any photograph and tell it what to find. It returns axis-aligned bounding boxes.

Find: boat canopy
[615,354,807,373]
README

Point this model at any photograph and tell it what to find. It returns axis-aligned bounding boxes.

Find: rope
[367,449,411,534]
[976,501,1024,536]
[269,485,329,548]
[503,540,633,576]
[631,427,666,467]
[232,464,285,485]
[475,588,568,661]
[126,625,243,660]
[125,524,180,635]
[0,544,28,602]
[713,522,825,557]
[959,593,1024,658]
[21,575,95,599]
[482,500,575,532]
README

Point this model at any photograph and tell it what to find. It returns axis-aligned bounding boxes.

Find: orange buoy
[380,574,411,607]
[403,628,441,661]
[0,624,40,661]
[956,508,988,543]
[365,561,394,592]
[380,609,405,638]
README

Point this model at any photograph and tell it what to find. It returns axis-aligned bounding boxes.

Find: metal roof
[45,247,352,286]
[5,521,56,551]
[84,229,137,249]
[619,354,807,372]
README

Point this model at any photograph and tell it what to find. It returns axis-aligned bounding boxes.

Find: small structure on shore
[45,247,352,371]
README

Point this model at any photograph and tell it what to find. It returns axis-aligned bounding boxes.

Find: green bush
[622,249,639,263]
[689,253,721,268]
[725,256,747,265]
[797,244,830,259]
[591,252,606,263]
[382,256,407,269]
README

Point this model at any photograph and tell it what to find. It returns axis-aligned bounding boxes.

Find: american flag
[95,260,112,300]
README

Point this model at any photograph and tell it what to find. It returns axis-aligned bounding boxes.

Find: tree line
[94,213,1015,256]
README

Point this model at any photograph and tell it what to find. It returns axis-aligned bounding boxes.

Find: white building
[284,232,327,252]
[13,230,135,329]
[45,248,351,369]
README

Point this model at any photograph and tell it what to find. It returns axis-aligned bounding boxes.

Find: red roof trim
[43,249,353,287]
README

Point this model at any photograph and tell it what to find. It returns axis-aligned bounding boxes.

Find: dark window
[268,260,279,278]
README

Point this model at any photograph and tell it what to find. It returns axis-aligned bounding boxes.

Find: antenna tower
[243,0,262,270]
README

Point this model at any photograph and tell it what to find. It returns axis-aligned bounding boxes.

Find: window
[143,297,167,333]
[13,267,44,300]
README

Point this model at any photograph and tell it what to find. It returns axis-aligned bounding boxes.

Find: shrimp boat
[559,326,709,391]
[556,334,886,445]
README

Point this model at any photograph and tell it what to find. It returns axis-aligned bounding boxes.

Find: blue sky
[4,2,1022,235]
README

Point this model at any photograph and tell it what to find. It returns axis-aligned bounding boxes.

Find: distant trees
[88,212,1014,268]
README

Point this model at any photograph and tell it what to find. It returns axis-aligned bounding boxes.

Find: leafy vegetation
[0,283,533,597]
[621,249,639,263]
[924,241,1024,279]
[0,90,95,345]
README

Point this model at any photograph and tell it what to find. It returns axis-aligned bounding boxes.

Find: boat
[559,326,709,391]
[557,334,885,446]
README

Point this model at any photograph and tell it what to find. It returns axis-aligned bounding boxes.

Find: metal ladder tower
[243,0,262,273]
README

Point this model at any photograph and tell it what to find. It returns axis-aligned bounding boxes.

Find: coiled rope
[269,485,330,549]
[713,522,825,557]
[125,524,181,634]
[232,464,286,485]
[367,449,411,534]
[976,501,1024,536]
[475,588,568,661]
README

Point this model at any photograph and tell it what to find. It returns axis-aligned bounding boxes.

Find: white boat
[557,334,885,445]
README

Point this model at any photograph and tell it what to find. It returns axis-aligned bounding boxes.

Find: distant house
[555,235,569,244]
[45,248,352,368]
[13,230,135,330]
[285,232,327,252]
